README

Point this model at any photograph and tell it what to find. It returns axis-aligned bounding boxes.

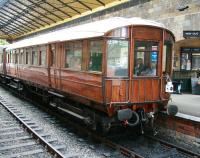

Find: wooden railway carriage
[0,17,175,131]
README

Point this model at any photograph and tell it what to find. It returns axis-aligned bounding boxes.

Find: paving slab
[168,94,200,118]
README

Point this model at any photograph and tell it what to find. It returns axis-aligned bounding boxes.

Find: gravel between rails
[0,87,126,158]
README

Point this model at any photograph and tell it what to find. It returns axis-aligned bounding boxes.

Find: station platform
[168,94,200,121]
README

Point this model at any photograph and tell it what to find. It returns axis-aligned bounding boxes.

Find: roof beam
[1,8,38,28]
[57,0,81,14]
[44,1,72,18]
[0,20,27,35]
[0,17,31,33]
[2,27,22,36]
[27,0,64,21]
[4,4,45,27]
[0,21,25,34]
[76,0,92,11]
[0,14,34,32]
[96,0,105,6]
[15,0,56,23]
[8,2,50,25]
[0,29,13,39]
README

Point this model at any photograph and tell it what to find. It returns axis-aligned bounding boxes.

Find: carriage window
[88,40,103,72]
[12,51,16,64]
[0,54,2,63]
[107,40,129,77]
[9,51,12,63]
[134,41,159,76]
[14,51,19,64]
[50,44,56,66]
[22,49,26,64]
[109,27,128,38]
[19,49,23,64]
[65,42,82,70]
[32,47,38,65]
[7,53,9,63]
[26,49,30,64]
[40,46,46,66]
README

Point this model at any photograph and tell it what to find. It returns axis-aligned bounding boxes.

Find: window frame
[133,40,159,77]
[64,40,83,71]
[39,45,46,67]
[87,39,103,73]
[106,38,130,78]
[32,46,38,66]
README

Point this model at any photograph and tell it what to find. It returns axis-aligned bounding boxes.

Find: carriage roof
[6,17,169,50]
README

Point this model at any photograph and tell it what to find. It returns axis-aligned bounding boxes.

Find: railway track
[0,87,199,158]
[24,99,200,158]
[0,96,71,158]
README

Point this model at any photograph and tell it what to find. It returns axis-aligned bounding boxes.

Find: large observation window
[134,41,159,76]
[88,40,103,72]
[107,40,129,77]
[65,41,82,70]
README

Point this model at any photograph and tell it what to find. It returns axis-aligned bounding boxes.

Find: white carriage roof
[7,17,167,50]
[0,45,6,51]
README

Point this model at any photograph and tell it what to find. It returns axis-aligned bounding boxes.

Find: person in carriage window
[135,58,146,76]
[135,58,156,76]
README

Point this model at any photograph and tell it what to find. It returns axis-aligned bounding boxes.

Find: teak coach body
[0,17,175,131]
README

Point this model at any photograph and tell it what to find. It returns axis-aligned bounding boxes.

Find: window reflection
[107,40,129,77]
[65,42,82,70]
[109,27,128,38]
[32,47,38,65]
[134,41,159,76]
[40,46,46,66]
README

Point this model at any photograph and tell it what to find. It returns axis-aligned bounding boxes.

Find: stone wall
[19,0,200,42]
[91,0,200,41]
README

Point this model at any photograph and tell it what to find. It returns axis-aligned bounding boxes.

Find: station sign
[183,31,200,38]
[181,47,200,53]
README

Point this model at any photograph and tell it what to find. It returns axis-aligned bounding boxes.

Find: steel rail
[0,97,65,158]
[18,95,144,158]
[145,135,200,158]
[1,84,199,158]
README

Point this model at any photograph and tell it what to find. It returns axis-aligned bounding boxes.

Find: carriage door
[131,40,160,102]
[15,50,19,77]
[49,43,62,90]
[49,43,57,89]
[105,39,129,104]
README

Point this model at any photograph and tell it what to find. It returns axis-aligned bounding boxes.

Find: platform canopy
[0,0,129,40]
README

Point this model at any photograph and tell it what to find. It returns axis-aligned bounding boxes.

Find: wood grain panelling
[130,78,160,103]
[105,80,128,103]
[60,69,102,103]
[132,26,162,40]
